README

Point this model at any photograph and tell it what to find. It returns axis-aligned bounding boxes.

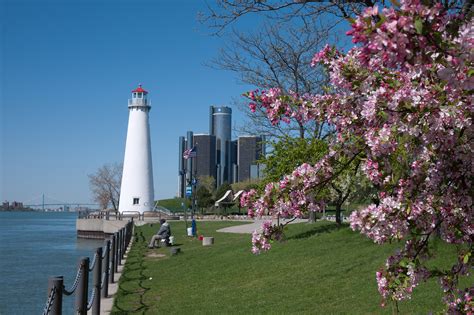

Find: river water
[0,211,103,314]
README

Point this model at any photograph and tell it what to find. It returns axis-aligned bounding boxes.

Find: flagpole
[191,147,197,236]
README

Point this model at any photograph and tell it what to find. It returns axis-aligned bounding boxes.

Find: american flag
[183,146,197,160]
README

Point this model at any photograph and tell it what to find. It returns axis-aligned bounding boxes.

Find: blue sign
[185,186,192,197]
[192,178,198,186]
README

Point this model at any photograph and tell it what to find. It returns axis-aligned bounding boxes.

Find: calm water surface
[0,212,103,314]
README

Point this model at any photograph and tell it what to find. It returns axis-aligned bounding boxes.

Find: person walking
[148,219,171,248]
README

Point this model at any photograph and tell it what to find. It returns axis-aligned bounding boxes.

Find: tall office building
[237,135,265,182]
[178,106,267,196]
[192,134,217,180]
[230,140,238,185]
[178,133,217,198]
[177,132,194,198]
[209,106,232,186]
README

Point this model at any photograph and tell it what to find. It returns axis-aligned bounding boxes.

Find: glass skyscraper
[177,106,266,197]
[209,106,232,186]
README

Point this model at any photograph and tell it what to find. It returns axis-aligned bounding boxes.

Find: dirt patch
[146,253,167,259]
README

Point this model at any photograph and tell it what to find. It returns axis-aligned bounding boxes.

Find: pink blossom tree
[241,1,473,312]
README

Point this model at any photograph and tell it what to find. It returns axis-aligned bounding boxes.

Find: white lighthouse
[118,84,154,214]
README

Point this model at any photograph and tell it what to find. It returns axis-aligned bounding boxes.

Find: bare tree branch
[88,163,122,211]
[200,0,370,34]
[200,0,467,34]
[209,23,331,140]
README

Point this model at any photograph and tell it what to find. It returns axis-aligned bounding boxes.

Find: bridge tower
[118,85,155,214]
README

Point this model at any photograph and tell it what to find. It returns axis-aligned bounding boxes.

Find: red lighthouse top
[132,84,148,95]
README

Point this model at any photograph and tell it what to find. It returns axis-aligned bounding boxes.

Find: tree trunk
[308,211,316,223]
[335,203,342,225]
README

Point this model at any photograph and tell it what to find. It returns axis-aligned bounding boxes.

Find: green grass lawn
[156,198,188,212]
[112,221,468,314]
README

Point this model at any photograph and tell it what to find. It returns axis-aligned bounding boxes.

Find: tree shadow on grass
[114,229,152,314]
[135,231,147,243]
[287,222,349,240]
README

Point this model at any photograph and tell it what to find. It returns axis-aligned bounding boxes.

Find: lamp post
[181,169,196,233]
[179,170,189,229]
[183,143,198,237]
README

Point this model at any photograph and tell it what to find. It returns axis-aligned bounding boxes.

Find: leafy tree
[328,159,375,224]
[197,175,216,194]
[261,137,328,182]
[88,163,122,211]
[238,0,473,311]
[231,179,261,193]
[196,186,214,213]
[258,137,330,222]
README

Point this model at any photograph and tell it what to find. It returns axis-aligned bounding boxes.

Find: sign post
[185,186,192,197]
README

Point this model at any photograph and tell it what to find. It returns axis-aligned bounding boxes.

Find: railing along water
[79,208,177,221]
[42,221,134,315]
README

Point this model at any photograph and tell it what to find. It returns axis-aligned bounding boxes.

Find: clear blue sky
[1,0,256,204]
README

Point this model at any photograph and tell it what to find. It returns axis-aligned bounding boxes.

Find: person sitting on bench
[148,219,171,248]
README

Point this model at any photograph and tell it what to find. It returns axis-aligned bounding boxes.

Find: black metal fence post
[92,247,102,315]
[125,223,129,247]
[75,257,89,315]
[114,232,120,272]
[102,240,110,297]
[118,229,123,264]
[47,276,63,315]
[121,227,126,260]
[43,221,137,315]
[121,225,127,259]
[117,229,121,265]
[127,223,130,247]
[110,234,116,281]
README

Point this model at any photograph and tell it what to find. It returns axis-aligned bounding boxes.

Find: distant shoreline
[0,208,35,212]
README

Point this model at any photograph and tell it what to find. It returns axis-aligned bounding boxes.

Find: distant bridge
[22,194,100,210]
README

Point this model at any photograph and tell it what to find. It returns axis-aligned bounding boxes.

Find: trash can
[187,227,193,236]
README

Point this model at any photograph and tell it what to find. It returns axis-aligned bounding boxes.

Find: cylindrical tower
[209,106,232,186]
[118,85,154,214]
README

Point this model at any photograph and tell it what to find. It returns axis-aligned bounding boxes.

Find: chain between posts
[100,272,106,290]
[86,287,96,311]
[63,268,82,296]
[88,252,99,272]
[42,287,56,315]
[42,221,133,315]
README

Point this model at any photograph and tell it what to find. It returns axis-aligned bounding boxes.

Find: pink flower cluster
[376,258,430,302]
[361,159,382,184]
[241,0,473,310]
[444,288,474,314]
[347,1,447,69]
[251,230,271,254]
[349,197,409,244]
[245,89,329,127]
[251,221,282,254]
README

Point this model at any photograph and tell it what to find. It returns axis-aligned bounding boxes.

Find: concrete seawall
[76,219,130,239]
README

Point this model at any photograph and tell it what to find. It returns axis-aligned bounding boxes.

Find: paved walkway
[98,239,133,315]
[217,218,307,234]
